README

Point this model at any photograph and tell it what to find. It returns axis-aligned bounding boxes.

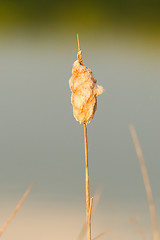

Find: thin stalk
[129,125,159,240]
[92,228,111,240]
[76,187,102,240]
[0,184,33,237]
[89,197,93,221]
[84,123,91,240]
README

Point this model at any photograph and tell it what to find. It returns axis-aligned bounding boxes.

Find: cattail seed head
[69,36,103,124]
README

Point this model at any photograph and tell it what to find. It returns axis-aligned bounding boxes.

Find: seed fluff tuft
[69,35,103,124]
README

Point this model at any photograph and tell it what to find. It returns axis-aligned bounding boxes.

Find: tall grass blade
[0,184,33,237]
[129,125,159,240]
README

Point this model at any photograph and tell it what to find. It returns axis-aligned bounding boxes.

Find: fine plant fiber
[92,228,112,240]
[0,184,33,237]
[129,125,159,240]
[128,216,145,240]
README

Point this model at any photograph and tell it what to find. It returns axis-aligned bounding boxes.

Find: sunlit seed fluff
[69,37,103,124]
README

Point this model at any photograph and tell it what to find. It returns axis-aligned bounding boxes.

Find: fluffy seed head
[69,36,103,124]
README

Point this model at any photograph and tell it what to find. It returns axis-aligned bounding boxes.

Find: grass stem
[92,228,111,240]
[0,184,33,237]
[129,125,159,240]
[84,123,91,240]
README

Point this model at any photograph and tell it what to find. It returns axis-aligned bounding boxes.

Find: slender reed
[0,184,33,237]
[129,125,159,240]
[77,187,102,240]
[84,122,91,240]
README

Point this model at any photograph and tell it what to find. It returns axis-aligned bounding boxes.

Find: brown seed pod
[69,35,103,124]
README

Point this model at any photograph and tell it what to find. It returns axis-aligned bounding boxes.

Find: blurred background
[0,0,160,239]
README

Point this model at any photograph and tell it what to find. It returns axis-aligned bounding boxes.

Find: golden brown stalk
[77,34,80,51]
[129,125,159,240]
[0,184,33,237]
[84,122,91,240]
[89,197,93,221]
[77,34,83,65]
[77,187,102,240]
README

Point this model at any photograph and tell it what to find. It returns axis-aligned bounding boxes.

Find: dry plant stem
[77,34,80,52]
[89,197,93,221]
[84,123,91,240]
[77,188,102,240]
[129,125,159,240]
[0,184,33,237]
[92,228,111,240]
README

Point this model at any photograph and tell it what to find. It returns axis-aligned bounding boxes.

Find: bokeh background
[0,1,160,239]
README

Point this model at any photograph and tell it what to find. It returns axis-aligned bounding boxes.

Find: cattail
[69,35,104,240]
[69,35,103,124]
